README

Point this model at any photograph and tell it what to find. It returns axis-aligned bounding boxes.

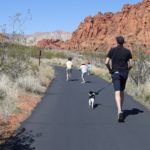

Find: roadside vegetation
[0,36,65,124]
[127,44,150,106]
[0,43,55,143]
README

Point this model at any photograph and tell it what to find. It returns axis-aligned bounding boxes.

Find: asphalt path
[1,66,150,150]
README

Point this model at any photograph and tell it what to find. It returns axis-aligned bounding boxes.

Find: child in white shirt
[66,57,73,81]
[80,64,88,83]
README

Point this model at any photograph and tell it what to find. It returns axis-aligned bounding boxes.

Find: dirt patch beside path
[0,92,42,144]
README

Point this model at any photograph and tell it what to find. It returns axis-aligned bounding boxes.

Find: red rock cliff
[62,0,150,52]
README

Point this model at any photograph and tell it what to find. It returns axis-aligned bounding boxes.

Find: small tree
[9,9,32,43]
[130,43,150,86]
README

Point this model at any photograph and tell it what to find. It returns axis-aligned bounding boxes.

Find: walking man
[105,36,133,122]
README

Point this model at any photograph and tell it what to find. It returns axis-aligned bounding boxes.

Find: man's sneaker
[118,112,124,122]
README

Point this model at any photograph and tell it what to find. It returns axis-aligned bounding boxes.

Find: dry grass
[16,75,44,94]
[16,59,55,93]
[39,62,55,87]
[92,66,111,82]
[143,81,150,99]
[0,58,55,118]
[127,80,150,107]
[0,58,55,144]
[0,74,18,118]
[48,58,66,66]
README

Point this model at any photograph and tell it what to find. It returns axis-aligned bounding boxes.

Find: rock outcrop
[37,39,64,49]
[62,0,150,52]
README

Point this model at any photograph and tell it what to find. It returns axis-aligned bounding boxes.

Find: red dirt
[0,92,42,143]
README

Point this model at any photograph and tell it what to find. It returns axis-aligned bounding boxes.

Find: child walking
[80,63,88,83]
[87,61,92,75]
[66,57,73,81]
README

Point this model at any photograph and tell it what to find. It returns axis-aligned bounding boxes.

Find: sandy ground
[0,91,42,144]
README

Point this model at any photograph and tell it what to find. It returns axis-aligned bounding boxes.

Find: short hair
[68,57,72,61]
[116,36,125,45]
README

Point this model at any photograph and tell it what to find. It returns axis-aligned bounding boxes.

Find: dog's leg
[91,98,94,110]
[91,102,94,109]
[89,99,91,109]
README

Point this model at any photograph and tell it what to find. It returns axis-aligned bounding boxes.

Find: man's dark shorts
[111,71,128,91]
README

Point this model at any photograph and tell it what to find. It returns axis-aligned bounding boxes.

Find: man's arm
[105,57,112,74]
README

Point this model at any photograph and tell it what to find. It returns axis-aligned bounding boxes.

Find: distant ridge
[3,31,72,46]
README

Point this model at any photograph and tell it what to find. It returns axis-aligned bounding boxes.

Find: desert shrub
[126,44,150,105]
[0,43,57,122]
[16,74,44,94]
[53,51,66,59]
[1,58,30,79]
[130,48,150,86]
[0,43,32,79]
[142,81,150,102]
[0,74,18,117]
[48,58,66,66]
[92,66,111,82]
[39,64,55,87]
[26,61,39,76]
[41,50,67,59]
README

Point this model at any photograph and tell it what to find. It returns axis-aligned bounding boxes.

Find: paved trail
[1,66,150,150]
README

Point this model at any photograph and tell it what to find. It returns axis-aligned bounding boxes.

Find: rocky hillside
[61,0,150,52]
[6,31,72,46]
[37,39,64,49]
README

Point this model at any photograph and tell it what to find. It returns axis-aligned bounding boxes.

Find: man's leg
[115,91,123,114]
[115,91,124,122]
[120,71,128,110]
[120,91,124,110]
[112,72,127,122]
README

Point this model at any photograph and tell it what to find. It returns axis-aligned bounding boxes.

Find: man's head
[116,36,125,45]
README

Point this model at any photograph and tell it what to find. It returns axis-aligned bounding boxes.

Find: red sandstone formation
[62,0,150,52]
[37,39,64,49]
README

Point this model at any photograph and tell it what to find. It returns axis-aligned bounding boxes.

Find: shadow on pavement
[86,81,92,84]
[94,103,101,109]
[122,108,144,122]
[0,127,42,150]
[70,79,80,82]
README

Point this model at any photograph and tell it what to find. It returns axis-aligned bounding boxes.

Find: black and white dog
[88,91,98,109]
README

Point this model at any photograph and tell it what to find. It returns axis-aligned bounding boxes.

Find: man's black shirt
[107,45,132,72]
